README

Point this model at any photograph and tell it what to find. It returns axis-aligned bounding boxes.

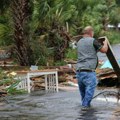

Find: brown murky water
[0,88,120,120]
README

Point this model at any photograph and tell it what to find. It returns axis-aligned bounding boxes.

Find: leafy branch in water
[0,69,26,95]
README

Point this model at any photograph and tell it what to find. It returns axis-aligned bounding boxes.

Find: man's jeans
[76,71,98,107]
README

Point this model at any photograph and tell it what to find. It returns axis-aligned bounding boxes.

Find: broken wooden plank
[96,68,117,80]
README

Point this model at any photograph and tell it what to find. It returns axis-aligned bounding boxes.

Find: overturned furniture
[16,69,58,93]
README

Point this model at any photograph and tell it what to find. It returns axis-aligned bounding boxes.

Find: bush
[0,69,26,95]
[54,60,67,66]
[65,48,77,60]
[104,30,120,44]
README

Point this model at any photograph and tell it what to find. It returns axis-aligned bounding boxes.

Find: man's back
[76,37,98,71]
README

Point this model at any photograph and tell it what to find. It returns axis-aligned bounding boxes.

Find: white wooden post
[27,73,31,93]
[45,74,48,91]
[50,74,52,91]
[55,71,59,92]
[53,74,55,92]
[51,74,53,91]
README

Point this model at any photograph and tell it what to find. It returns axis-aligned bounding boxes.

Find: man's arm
[99,39,108,53]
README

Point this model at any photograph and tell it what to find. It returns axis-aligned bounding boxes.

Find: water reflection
[76,108,97,120]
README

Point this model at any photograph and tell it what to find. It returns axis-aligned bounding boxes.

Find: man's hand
[99,37,108,53]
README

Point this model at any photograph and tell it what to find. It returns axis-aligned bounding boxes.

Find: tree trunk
[11,0,33,66]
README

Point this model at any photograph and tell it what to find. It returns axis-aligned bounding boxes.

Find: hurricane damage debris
[96,68,117,80]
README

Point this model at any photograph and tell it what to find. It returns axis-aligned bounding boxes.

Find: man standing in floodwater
[76,26,108,109]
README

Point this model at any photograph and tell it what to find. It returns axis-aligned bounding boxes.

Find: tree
[11,0,34,66]
[0,0,120,66]
[0,0,10,14]
[32,0,74,62]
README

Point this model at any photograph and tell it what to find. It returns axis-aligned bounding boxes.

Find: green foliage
[0,10,13,46]
[0,78,13,86]
[30,37,48,66]
[104,30,120,44]
[65,48,77,60]
[116,0,120,5]
[0,69,26,95]
[110,7,120,25]
[0,0,120,66]
[0,0,10,13]
[0,23,12,46]
[6,81,26,95]
[54,60,67,66]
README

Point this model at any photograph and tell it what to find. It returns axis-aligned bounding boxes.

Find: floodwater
[0,88,120,120]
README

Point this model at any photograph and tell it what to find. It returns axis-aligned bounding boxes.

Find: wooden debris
[0,92,7,97]
[96,68,117,80]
